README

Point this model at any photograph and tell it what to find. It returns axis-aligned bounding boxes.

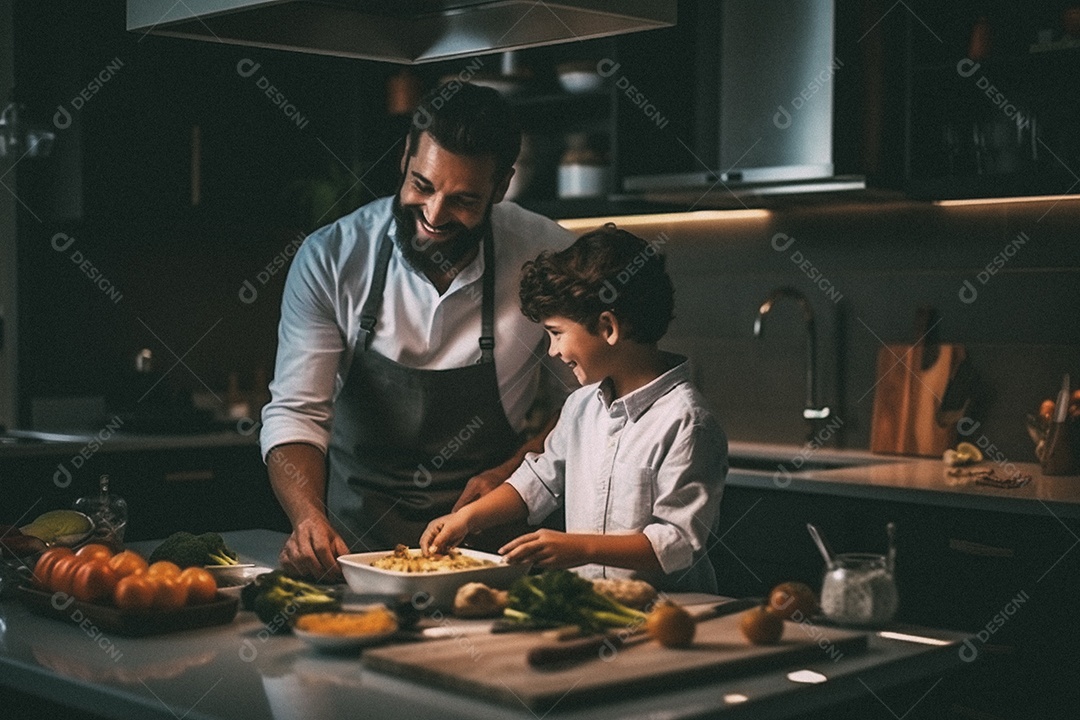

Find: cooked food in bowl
[293,608,398,636]
[371,544,495,574]
[338,548,529,610]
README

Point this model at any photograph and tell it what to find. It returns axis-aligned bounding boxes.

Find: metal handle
[948,538,1015,558]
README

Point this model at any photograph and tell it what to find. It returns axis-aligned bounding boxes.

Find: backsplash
[617,198,1080,463]
[18,197,1080,465]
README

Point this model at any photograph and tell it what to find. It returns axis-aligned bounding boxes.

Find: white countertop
[0,530,972,720]
[726,440,1080,518]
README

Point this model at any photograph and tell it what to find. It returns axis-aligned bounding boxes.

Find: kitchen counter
[726,440,1080,519]
[0,429,258,458]
[0,530,971,720]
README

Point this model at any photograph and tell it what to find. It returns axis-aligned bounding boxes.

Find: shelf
[902,1,1080,200]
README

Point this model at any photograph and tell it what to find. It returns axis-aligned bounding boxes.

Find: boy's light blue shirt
[507,354,728,593]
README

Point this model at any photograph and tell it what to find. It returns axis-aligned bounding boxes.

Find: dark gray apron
[327,220,524,552]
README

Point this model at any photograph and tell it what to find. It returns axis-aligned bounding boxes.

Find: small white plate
[205,564,273,589]
[292,625,397,652]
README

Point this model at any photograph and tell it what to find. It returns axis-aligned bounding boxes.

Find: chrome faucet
[753,286,831,425]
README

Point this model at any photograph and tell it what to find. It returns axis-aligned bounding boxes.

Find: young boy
[420,224,727,593]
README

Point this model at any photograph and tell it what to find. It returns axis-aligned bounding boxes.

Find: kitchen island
[719,441,1080,719]
[1,530,970,720]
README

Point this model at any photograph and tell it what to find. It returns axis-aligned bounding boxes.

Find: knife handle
[527,633,629,668]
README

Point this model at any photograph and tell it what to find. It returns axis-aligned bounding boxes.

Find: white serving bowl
[338,549,528,610]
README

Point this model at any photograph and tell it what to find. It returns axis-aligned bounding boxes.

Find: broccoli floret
[197,532,239,565]
[148,531,240,568]
[503,570,647,634]
[148,532,209,567]
[249,571,341,631]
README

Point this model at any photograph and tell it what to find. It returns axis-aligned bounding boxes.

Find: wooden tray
[363,613,868,711]
[17,585,239,637]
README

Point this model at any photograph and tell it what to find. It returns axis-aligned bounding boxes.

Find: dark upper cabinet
[900,1,1080,199]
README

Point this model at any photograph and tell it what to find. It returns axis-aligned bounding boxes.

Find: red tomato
[179,567,218,605]
[32,547,74,590]
[114,574,156,611]
[146,561,182,579]
[72,560,119,603]
[151,575,186,611]
[48,554,85,595]
[108,550,149,578]
[75,543,114,562]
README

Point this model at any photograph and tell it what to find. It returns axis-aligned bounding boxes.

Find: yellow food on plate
[371,544,495,573]
[293,609,398,636]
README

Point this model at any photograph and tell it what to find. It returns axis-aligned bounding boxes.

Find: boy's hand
[499,530,589,569]
[452,469,505,512]
[420,513,470,556]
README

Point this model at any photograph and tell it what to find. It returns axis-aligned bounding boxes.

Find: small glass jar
[820,553,898,626]
[74,474,128,550]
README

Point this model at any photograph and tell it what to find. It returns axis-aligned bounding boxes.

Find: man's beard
[391,195,491,278]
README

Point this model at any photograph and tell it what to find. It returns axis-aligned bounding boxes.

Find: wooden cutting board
[362,614,867,712]
[870,310,967,457]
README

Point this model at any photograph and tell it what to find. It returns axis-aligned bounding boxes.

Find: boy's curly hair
[519,224,675,343]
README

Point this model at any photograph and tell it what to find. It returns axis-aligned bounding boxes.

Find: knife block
[1041,420,1079,476]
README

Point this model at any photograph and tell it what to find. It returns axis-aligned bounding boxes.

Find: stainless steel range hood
[621,0,866,205]
[127,0,676,65]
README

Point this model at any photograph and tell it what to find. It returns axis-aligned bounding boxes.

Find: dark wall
[11,2,1079,466]
[12,1,409,427]
[633,198,1080,463]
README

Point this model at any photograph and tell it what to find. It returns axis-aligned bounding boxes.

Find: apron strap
[479,230,496,364]
[361,218,496,361]
[358,229,395,351]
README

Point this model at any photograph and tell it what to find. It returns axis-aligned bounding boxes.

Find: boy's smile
[543,316,613,386]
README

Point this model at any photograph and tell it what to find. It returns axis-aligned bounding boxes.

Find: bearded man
[260,82,574,579]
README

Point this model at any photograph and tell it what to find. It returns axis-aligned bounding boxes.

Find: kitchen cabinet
[900,1,1080,199]
[415,41,621,210]
[714,483,1080,718]
[0,439,289,542]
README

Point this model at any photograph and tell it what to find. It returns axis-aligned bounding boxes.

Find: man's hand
[451,469,506,512]
[279,516,351,582]
[419,512,470,556]
[499,529,590,569]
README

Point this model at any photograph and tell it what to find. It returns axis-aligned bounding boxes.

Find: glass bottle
[75,474,128,549]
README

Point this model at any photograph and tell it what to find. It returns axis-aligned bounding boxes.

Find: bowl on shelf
[556,61,605,94]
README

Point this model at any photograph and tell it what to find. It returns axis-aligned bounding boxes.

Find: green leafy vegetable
[242,570,342,632]
[148,531,240,568]
[503,570,648,634]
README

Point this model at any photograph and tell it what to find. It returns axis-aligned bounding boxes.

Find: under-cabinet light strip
[557,209,771,231]
[933,194,1080,207]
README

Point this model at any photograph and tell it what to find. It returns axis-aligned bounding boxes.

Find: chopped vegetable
[147,531,240,568]
[502,570,648,634]
[591,578,657,610]
[453,582,509,618]
[241,570,342,632]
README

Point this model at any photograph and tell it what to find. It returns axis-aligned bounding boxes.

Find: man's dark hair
[520,224,675,344]
[407,81,521,179]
